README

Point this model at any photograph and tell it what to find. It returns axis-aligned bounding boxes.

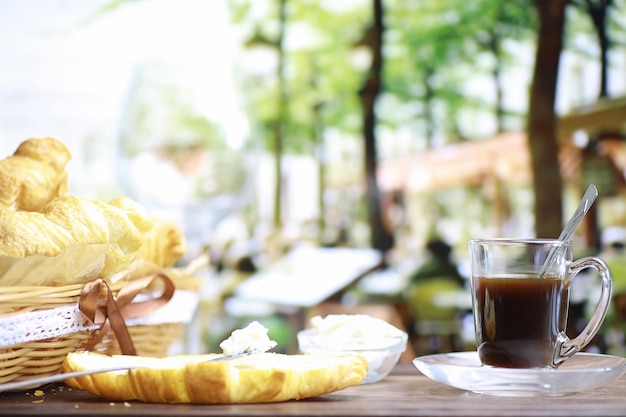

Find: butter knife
[0,351,256,393]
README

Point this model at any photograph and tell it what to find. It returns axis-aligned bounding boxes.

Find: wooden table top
[1,363,626,417]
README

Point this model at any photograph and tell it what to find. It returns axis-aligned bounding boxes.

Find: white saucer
[413,351,626,397]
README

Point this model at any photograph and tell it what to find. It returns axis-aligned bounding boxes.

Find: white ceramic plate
[413,351,626,397]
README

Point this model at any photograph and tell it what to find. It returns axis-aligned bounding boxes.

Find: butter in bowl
[297,314,408,383]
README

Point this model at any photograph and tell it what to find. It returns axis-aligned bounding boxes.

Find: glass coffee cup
[468,238,612,369]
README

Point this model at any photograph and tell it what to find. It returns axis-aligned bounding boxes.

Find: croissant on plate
[0,137,71,211]
[0,195,186,279]
[62,350,368,404]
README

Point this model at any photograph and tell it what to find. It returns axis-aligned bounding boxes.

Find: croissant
[108,196,186,267]
[0,137,71,211]
[0,195,186,279]
[61,350,368,404]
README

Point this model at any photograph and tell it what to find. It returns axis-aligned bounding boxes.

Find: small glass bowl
[297,329,408,384]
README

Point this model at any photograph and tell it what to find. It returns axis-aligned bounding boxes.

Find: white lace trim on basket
[0,289,199,347]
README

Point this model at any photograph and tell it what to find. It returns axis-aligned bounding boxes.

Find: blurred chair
[613,292,626,322]
[406,277,464,355]
[607,292,626,354]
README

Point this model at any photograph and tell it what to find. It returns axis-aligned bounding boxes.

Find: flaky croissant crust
[62,351,368,404]
[0,137,71,211]
[0,195,186,279]
[0,137,187,281]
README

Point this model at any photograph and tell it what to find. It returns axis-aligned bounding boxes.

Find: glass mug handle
[554,256,612,366]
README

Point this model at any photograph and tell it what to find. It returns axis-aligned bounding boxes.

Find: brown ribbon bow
[78,273,175,355]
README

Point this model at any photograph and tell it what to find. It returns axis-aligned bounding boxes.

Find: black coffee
[472,276,567,368]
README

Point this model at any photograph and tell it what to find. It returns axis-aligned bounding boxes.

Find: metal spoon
[539,183,598,276]
[557,184,598,242]
[0,351,258,393]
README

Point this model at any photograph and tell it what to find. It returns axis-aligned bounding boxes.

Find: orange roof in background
[326,97,626,193]
[558,96,626,138]
[378,96,626,193]
[378,132,583,192]
[602,139,626,170]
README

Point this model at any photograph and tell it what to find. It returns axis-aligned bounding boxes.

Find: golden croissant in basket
[0,137,71,211]
[0,195,185,276]
[0,138,187,285]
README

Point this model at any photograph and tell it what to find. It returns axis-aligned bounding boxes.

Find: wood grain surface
[1,363,625,417]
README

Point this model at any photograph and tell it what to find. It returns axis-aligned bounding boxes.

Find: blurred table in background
[232,246,384,309]
[225,246,384,352]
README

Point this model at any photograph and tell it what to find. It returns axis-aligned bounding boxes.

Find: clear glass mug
[468,238,612,368]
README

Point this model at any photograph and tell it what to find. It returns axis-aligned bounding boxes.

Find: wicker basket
[0,272,201,387]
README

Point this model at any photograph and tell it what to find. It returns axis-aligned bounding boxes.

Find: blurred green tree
[570,0,618,99]
[231,0,369,242]
[358,0,395,252]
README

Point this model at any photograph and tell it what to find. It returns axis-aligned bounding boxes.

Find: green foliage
[229,0,369,154]
[567,0,626,56]
[383,0,536,142]
[89,0,626,157]
[119,63,227,156]
[225,0,626,237]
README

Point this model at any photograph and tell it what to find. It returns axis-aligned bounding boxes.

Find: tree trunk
[528,0,568,238]
[488,29,505,133]
[423,66,436,148]
[310,57,326,241]
[584,0,612,98]
[273,0,288,230]
[359,0,394,253]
